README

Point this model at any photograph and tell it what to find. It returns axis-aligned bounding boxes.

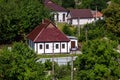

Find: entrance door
[71,41,75,48]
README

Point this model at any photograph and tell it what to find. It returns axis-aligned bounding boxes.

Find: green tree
[44,59,52,70]
[55,65,71,79]
[111,0,120,4]
[62,24,73,36]
[103,3,120,36]
[75,39,120,79]
[0,0,51,44]
[78,20,106,42]
[79,0,107,11]
[62,0,75,8]
[0,42,45,80]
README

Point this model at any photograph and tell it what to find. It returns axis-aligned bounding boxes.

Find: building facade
[44,0,68,23]
[27,19,78,54]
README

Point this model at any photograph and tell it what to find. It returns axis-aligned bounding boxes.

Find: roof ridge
[33,21,50,42]
[33,27,45,42]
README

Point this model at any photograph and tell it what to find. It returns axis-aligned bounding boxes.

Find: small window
[62,44,65,49]
[39,45,42,49]
[56,44,59,49]
[46,44,49,49]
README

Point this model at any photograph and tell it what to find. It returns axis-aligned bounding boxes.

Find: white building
[44,0,68,23]
[67,9,103,26]
[27,19,78,54]
[67,9,94,26]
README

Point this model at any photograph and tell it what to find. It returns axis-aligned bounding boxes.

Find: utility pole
[78,18,80,36]
[85,27,88,43]
[95,6,97,21]
[71,50,74,80]
[52,42,55,80]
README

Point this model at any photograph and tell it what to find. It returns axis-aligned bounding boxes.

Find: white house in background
[67,9,103,26]
[67,9,94,26]
[27,19,78,54]
[44,0,68,23]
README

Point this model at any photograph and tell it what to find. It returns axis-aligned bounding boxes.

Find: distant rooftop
[44,0,68,12]
[68,9,93,19]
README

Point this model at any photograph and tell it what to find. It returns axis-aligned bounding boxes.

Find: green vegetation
[0,0,120,80]
[78,20,106,42]
[57,22,66,30]
[77,0,107,11]
[62,0,75,9]
[75,39,120,80]
[0,0,51,44]
[103,2,120,36]
[0,42,46,80]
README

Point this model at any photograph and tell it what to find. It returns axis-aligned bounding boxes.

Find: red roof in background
[44,0,50,4]
[91,11,103,18]
[27,19,70,42]
[44,0,67,12]
[69,9,93,19]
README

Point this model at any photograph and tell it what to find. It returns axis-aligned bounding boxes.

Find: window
[57,14,59,21]
[62,44,65,49]
[39,45,42,49]
[46,44,49,49]
[63,14,65,21]
[56,44,59,49]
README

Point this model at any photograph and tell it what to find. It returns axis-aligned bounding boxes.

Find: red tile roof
[69,9,93,19]
[27,19,70,42]
[91,11,103,18]
[44,0,67,12]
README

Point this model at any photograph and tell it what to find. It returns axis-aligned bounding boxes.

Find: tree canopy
[78,0,107,11]
[0,42,45,80]
[62,0,75,9]
[103,2,120,36]
[75,39,120,79]
[0,0,51,44]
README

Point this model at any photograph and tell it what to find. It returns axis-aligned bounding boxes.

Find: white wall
[67,13,95,26]
[53,12,68,22]
[68,18,94,26]
[34,42,70,54]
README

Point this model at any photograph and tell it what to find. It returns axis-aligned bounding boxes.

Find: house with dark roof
[44,0,68,23]
[67,9,95,26]
[27,19,78,54]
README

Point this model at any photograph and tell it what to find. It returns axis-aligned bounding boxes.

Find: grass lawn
[57,22,66,30]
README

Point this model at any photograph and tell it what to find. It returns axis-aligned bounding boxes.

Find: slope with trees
[0,42,46,80]
[75,39,120,80]
[0,0,51,44]
[103,2,120,36]
[78,0,107,11]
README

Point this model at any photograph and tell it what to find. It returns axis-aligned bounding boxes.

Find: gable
[27,19,70,42]
[47,23,55,28]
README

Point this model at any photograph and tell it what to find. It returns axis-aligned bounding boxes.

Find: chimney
[42,19,44,24]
